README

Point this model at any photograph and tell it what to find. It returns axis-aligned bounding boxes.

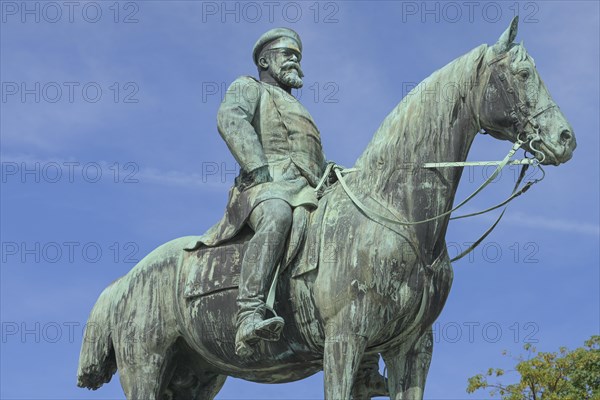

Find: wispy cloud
[452,206,600,237]
[1,153,230,190]
[503,211,600,237]
[139,166,229,190]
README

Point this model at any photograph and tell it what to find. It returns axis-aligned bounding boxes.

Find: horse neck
[352,45,489,259]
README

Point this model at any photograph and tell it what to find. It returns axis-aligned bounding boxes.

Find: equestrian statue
[78,17,576,399]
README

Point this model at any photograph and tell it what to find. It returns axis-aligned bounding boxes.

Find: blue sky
[1,1,598,399]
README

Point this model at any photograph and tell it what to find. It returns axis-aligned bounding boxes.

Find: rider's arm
[217,76,269,174]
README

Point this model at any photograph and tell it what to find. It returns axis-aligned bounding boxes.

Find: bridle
[315,48,558,262]
[483,51,556,165]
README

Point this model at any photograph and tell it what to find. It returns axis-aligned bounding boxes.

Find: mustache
[281,61,304,78]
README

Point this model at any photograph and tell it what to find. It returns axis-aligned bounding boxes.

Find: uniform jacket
[186,76,327,250]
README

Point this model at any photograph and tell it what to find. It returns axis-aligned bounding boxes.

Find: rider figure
[215,28,327,357]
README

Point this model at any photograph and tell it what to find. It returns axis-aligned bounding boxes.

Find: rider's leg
[235,198,293,357]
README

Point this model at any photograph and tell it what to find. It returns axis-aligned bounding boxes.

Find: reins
[316,50,555,263]
[318,138,543,263]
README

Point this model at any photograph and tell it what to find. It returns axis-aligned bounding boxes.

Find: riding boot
[235,229,287,357]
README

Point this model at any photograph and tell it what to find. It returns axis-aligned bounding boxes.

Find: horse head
[479,16,576,165]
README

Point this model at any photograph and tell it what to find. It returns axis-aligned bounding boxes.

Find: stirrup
[234,304,285,357]
[249,304,284,341]
[234,321,284,357]
[253,316,284,341]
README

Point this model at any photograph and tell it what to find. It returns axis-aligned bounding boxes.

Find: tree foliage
[467,336,600,399]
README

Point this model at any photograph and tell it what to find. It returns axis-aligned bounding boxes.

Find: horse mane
[510,42,534,66]
[353,44,490,191]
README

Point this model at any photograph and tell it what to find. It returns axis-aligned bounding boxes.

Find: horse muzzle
[524,104,576,166]
[529,125,576,166]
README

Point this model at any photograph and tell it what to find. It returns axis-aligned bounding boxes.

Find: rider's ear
[495,16,519,53]
[258,55,269,70]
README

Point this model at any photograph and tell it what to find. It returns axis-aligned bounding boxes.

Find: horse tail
[77,282,118,390]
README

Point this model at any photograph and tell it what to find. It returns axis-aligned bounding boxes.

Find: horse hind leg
[164,366,226,400]
[193,374,227,400]
[117,354,167,400]
[114,331,174,399]
[381,328,433,400]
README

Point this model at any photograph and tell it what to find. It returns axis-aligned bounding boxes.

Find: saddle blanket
[183,196,330,299]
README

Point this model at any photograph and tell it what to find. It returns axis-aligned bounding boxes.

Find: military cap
[252,27,302,66]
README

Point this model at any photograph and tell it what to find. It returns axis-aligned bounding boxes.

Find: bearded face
[263,49,304,89]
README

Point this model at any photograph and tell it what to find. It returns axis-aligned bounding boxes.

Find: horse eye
[519,70,530,79]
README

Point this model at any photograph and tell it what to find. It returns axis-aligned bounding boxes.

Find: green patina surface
[77,17,576,399]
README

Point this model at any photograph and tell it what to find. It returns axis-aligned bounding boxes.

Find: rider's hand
[325,161,340,185]
[238,165,273,191]
[250,165,273,185]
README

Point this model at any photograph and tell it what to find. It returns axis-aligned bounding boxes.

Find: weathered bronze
[187,28,331,360]
[78,17,575,399]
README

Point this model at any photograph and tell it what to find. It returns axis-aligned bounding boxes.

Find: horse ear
[495,16,519,52]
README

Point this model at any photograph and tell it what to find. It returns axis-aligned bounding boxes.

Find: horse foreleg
[323,328,368,400]
[381,328,433,400]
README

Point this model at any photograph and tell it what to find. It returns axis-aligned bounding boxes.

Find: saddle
[183,195,331,299]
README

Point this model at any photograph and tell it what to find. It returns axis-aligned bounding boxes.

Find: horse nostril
[560,130,572,143]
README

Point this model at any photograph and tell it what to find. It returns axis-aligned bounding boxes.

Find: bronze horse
[77,17,576,399]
